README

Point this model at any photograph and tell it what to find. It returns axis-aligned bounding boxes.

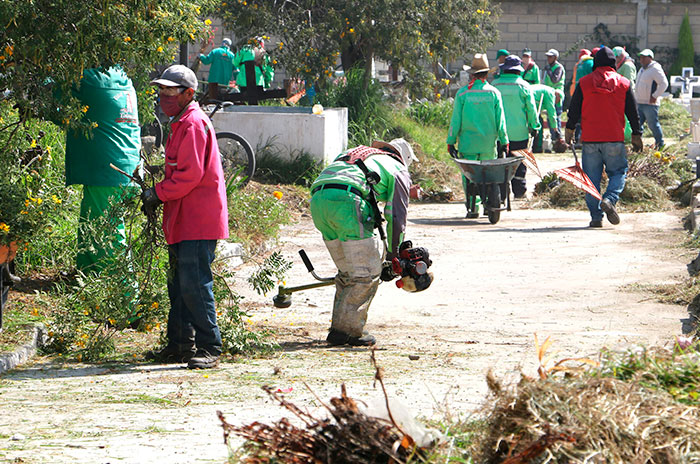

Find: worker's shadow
[279,340,386,352]
[409,217,590,232]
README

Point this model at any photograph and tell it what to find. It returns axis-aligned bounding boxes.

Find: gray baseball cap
[150,65,198,89]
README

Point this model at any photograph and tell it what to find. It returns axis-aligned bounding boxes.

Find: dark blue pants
[167,240,222,355]
[509,139,528,197]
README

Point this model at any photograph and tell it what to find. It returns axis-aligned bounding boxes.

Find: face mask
[159,94,182,117]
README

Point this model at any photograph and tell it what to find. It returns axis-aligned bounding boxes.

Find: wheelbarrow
[453,154,524,224]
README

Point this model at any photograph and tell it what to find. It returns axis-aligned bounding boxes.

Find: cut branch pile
[218,350,427,463]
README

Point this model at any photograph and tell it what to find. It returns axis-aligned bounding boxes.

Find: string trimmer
[272,249,335,308]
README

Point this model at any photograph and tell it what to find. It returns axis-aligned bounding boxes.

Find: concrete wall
[484,0,700,88]
[210,106,348,166]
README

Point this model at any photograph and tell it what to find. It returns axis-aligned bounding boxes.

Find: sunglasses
[158,86,186,96]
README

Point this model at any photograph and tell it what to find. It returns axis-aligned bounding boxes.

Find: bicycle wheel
[487,183,501,225]
[140,117,163,154]
[216,132,255,188]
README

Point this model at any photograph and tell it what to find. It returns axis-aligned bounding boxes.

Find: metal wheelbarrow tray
[452,155,524,224]
[453,155,524,185]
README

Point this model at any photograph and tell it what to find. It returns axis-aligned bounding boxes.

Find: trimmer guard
[454,156,524,184]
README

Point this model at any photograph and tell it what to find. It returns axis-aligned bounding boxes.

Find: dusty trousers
[324,236,384,337]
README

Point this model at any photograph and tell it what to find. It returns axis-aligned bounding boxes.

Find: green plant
[670,12,695,76]
[255,138,323,187]
[0,103,67,246]
[317,67,392,146]
[247,251,292,296]
[226,187,290,249]
[404,100,454,129]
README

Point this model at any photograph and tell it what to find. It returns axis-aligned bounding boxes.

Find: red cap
[579,49,591,59]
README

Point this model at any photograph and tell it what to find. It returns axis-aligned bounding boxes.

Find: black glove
[447,144,459,159]
[144,163,164,178]
[140,187,161,216]
[380,261,397,282]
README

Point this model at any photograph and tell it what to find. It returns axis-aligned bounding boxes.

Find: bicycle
[141,97,256,189]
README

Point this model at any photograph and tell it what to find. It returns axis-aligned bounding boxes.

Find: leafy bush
[404,100,454,129]
[317,68,392,146]
[254,138,322,187]
[227,186,291,249]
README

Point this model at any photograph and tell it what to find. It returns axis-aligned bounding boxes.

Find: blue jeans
[167,240,222,355]
[638,103,664,147]
[582,142,628,221]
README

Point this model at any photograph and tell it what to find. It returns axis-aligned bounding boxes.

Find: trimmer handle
[299,249,314,273]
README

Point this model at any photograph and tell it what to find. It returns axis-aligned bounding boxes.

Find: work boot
[589,220,603,228]
[187,349,220,369]
[348,332,376,346]
[327,328,376,346]
[465,211,479,219]
[145,344,196,363]
[600,198,620,225]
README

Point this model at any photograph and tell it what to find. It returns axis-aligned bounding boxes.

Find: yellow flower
[273,190,283,199]
[157,46,163,53]
[29,139,36,148]
[167,36,175,42]
[35,197,43,205]
[5,45,12,56]
[0,223,9,233]
[436,93,441,99]
[150,301,159,309]
[46,146,52,155]
[653,151,661,158]
[81,105,89,113]
[108,318,116,325]
[91,122,99,128]
[51,195,62,204]
[124,36,131,42]
[205,19,212,25]
[349,28,355,34]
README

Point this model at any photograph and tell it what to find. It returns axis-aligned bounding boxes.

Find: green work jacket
[576,57,594,85]
[522,62,540,85]
[232,46,274,88]
[530,84,559,131]
[543,61,566,94]
[446,79,508,157]
[492,74,541,142]
[617,59,637,91]
[65,67,140,187]
[200,46,236,86]
[310,151,410,256]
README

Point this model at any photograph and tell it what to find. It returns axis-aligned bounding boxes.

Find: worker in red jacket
[565,47,642,228]
[143,65,229,369]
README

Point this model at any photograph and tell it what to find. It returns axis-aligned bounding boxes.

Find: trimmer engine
[390,241,433,292]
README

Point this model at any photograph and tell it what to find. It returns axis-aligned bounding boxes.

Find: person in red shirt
[565,47,642,228]
[143,65,229,369]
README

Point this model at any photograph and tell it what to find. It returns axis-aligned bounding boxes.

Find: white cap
[222,38,232,48]
[372,138,418,167]
[639,48,654,59]
[545,49,559,58]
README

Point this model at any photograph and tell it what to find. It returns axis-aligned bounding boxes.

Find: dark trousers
[167,240,222,355]
[508,139,528,197]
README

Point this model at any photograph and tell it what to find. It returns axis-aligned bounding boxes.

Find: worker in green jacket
[613,46,637,143]
[64,67,141,276]
[492,55,541,198]
[521,48,540,85]
[232,37,274,92]
[543,49,566,131]
[310,139,416,346]
[447,53,509,218]
[530,84,564,153]
[199,38,237,101]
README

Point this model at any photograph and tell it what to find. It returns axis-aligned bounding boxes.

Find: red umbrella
[554,147,602,201]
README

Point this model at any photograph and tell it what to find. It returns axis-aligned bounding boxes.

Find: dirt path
[0,156,694,463]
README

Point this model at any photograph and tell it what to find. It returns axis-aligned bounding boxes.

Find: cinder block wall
[483,0,700,92]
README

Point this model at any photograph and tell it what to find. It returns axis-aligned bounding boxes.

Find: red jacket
[156,102,229,244]
[578,67,630,142]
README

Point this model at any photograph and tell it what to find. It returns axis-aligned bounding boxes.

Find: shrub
[670,12,695,76]
[404,100,454,129]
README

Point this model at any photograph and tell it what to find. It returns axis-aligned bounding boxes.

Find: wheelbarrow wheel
[487,183,501,224]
